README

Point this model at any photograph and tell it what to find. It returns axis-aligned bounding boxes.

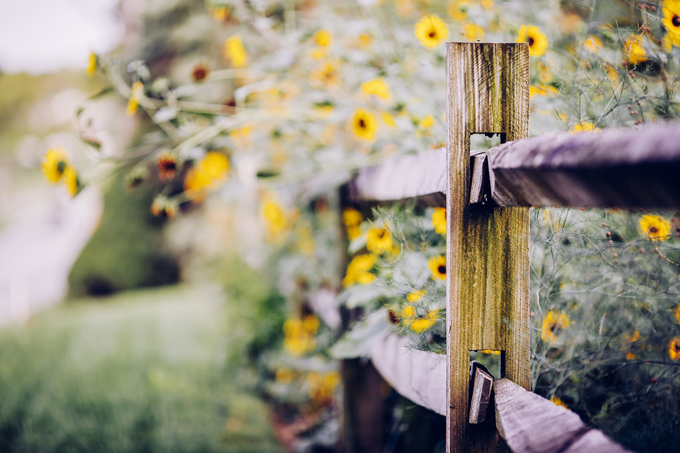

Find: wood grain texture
[494,379,632,453]
[369,334,447,416]
[446,42,530,453]
[486,121,680,207]
[469,367,493,424]
[351,147,447,201]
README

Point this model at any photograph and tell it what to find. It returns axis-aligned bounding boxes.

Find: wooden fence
[303,42,680,452]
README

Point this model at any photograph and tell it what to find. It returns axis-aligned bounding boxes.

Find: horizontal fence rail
[369,334,447,416]
[348,121,680,209]
[487,122,680,208]
[494,379,631,453]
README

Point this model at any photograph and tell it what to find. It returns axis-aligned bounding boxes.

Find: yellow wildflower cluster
[624,35,647,65]
[343,254,376,287]
[223,35,248,68]
[517,25,548,57]
[541,310,571,344]
[361,79,391,100]
[639,215,671,242]
[126,81,144,117]
[663,0,680,47]
[415,15,448,48]
[366,226,393,254]
[306,370,340,404]
[42,148,80,197]
[432,207,446,235]
[261,197,293,241]
[184,152,230,202]
[670,337,680,361]
[343,208,363,240]
[400,305,438,333]
[428,255,446,280]
[350,108,377,141]
[283,315,319,356]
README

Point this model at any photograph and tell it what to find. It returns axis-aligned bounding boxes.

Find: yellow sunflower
[406,289,426,303]
[517,25,548,57]
[663,0,680,47]
[63,166,79,197]
[350,108,378,141]
[432,207,446,235]
[428,255,446,280]
[381,112,397,128]
[624,35,647,65]
[310,60,340,86]
[223,35,248,68]
[367,227,393,254]
[343,208,362,240]
[570,122,599,133]
[448,0,470,22]
[199,152,230,182]
[126,81,144,117]
[361,79,391,100]
[463,23,484,41]
[86,52,97,76]
[261,199,288,236]
[639,215,671,242]
[343,254,376,286]
[42,147,69,183]
[670,337,680,361]
[415,15,448,48]
[311,29,332,47]
[541,310,571,343]
[675,304,680,324]
[583,35,603,53]
[410,310,438,333]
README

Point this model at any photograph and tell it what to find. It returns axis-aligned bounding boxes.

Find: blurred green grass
[0,284,283,453]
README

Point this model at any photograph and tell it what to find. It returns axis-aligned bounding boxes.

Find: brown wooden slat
[487,122,680,207]
[494,379,631,453]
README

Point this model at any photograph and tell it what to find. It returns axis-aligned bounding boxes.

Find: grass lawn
[0,284,283,453]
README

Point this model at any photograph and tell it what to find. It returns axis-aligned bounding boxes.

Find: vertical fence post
[445,43,530,453]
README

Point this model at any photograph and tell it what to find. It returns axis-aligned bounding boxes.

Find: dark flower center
[428,31,436,38]
[528,36,535,46]
[377,230,385,238]
[193,67,207,81]
[56,160,67,174]
[359,119,366,128]
[673,15,680,27]
[388,310,399,324]
[438,265,446,274]
[649,226,658,234]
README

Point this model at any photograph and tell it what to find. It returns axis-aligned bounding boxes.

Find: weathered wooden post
[445,43,530,453]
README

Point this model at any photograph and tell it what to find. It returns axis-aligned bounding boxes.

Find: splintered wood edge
[468,367,493,424]
[494,379,631,453]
